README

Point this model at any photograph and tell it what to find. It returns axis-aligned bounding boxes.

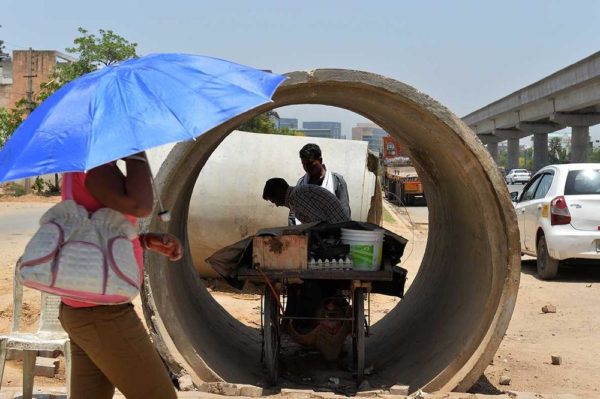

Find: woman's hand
[141,233,183,261]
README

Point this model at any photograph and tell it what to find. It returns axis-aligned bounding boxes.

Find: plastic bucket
[341,228,384,271]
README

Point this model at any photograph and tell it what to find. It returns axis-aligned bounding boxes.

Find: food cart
[207,221,408,386]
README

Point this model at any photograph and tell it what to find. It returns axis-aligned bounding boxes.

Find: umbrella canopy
[0,53,286,183]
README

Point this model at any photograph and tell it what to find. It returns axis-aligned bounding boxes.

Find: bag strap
[63,173,74,200]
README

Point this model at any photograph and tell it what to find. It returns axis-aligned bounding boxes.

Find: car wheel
[536,235,559,280]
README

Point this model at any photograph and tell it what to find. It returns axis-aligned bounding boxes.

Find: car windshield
[564,169,600,195]
[514,169,528,174]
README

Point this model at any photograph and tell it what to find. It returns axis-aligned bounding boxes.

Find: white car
[505,169,531,184]
[512,163,600,279]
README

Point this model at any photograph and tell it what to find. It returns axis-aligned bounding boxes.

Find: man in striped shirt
[262,178,351,355]
[262,178,350,224]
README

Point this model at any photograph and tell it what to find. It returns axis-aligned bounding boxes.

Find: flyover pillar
[479,134,503,164]
[507,138,520,171]
[551,113,600,163]
[486,142,499,162]
[532,133,548,172]
[493,129,528,172]
[571,126,589,163]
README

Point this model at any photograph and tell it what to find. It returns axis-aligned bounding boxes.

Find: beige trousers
[59,303,177,399]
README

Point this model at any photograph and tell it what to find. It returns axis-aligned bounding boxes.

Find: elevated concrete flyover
[463,51,600,171]
[141,69,520,394]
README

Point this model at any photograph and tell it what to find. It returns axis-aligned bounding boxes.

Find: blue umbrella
[0,53,286,183]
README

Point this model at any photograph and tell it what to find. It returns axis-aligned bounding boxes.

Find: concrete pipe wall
[141,69,521,393]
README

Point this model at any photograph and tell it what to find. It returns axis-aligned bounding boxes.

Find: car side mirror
[510,191,519,202]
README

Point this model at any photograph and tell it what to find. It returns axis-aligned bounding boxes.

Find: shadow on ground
[468,374,503,395]
[521,259,600,283]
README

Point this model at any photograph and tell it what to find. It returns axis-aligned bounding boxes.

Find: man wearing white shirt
[288,143,351,225]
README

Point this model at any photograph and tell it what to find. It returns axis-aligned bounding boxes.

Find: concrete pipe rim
[141,69,521,393]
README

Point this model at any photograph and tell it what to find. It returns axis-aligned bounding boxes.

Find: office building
[302,121,342,139]
[351,122,389,152]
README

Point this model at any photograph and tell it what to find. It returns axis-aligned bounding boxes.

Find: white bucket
[341,228,384,271]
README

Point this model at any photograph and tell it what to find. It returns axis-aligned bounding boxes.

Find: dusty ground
[0,198,599,398]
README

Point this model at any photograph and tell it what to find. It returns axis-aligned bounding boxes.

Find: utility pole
[25,47,36,111]
[23,47,37,193]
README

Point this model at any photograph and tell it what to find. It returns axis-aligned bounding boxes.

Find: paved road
[397,181,521,222]
[507,182,526,197]
[0,202,53,239]
[400,204,428,224]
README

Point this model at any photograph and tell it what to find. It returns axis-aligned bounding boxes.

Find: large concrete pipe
[141,70,520,393]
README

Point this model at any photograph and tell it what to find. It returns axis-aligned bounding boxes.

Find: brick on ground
[389,385,409,395]
[542,304,557,313]
[238,384,263,397]
[34,356,59,378]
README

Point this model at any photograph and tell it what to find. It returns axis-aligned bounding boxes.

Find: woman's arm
[85,152,154,217]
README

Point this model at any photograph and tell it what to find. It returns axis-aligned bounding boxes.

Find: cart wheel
[263,287,280,385]
[353,288,365,382]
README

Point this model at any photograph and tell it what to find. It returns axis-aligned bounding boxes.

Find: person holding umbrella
[0,54,287,398]
[58,151,181,398]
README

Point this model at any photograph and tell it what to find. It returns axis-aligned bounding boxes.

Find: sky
[2,0,600,142]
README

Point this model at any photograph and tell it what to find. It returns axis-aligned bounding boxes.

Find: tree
[38,27,138,102]
[1,28,137,194]
[0,39,9,61]
[519,147,533,170]
[497,147,508,167]
[589,147,600,162]
[548,137,567,164]
[2,28,136,143]
[239,111,304,136]
[0,99,30,148]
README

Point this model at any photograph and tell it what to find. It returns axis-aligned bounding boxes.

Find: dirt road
[382,201,600,399]
[0,199,598,397]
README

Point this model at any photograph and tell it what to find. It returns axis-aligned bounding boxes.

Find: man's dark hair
[299,143,322,160]
[263,178,289,200]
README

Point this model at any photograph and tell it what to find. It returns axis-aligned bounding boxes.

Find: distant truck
[381,136,426,206]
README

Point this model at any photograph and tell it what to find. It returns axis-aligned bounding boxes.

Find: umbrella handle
[144,158,171,223]
[150,173,171,222]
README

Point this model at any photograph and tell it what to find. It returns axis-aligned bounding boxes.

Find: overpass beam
[516,121,564,134]
[532,133,549,172]
[551,112,600,127]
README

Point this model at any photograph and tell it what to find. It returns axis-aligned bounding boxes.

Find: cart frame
[239,259,393,385]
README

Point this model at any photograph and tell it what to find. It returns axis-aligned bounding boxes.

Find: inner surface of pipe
[141,69,521,392]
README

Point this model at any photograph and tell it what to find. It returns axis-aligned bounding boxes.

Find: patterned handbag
[17,174,141,304]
